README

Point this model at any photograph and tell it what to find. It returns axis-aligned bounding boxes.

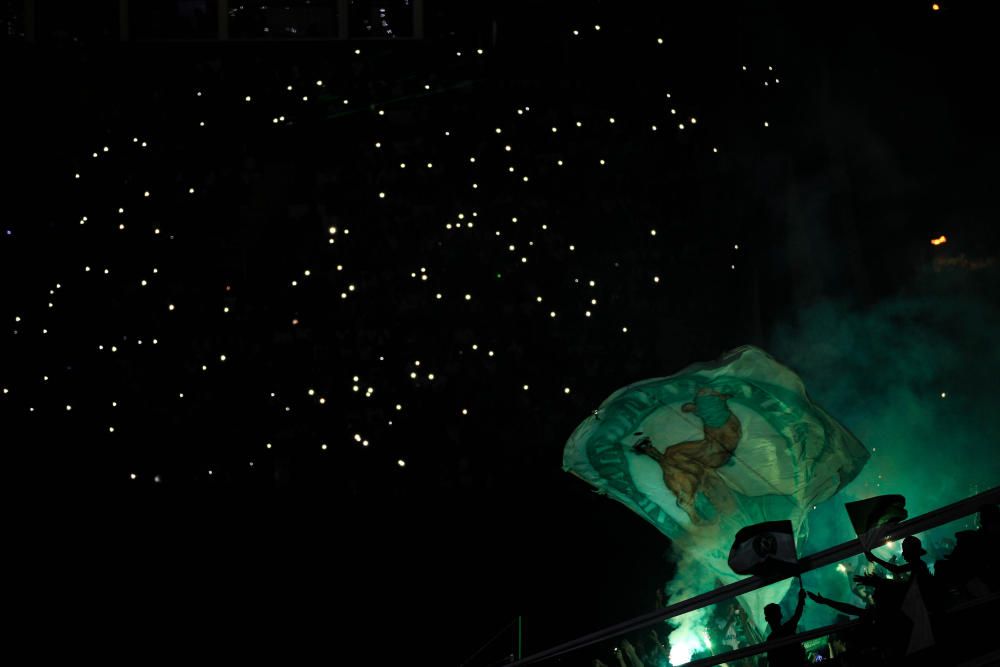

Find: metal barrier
[510,485,1000,666]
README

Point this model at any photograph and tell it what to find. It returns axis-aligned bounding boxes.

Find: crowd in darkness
[11,5,996,665]
[6,26,778,660]
[579,505,1000,667]
[10,27,767,505]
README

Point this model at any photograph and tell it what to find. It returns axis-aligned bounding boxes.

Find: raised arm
[787,588,806,627]
[621,639,645,667]
[865,550,908,575]
[808,592,866,617]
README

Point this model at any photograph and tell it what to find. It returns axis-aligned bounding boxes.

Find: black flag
[728,520,798,576]
[845,495,907,536]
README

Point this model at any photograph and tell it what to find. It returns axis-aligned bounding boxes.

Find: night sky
[6,1,999,664]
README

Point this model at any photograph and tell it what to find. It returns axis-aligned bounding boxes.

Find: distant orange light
[932,3,940,11]
[931,235,947,246]
[291,318,299,325]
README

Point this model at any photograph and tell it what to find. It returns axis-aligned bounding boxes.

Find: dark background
[4,1,997,663]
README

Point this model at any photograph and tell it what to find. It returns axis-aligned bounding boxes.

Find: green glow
[565,346,869,638]
[668,627,708,666]
[772,293,1000,631]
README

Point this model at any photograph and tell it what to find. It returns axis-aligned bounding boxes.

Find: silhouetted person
[764,587,807,667]
[865,535,940,612]
[865,536,941,657]
[947,503,1000,596]
[809,588,897,659]
[864,536,926,577]
[847,569,914,659]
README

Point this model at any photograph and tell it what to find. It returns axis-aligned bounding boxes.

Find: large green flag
[563,346,869,642]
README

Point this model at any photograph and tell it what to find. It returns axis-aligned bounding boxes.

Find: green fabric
[693,392,732,428]
[562,346,871,635]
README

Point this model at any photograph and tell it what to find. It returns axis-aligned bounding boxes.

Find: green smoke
[769,269,1000,629]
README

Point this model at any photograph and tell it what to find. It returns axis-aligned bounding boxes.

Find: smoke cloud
[658,263,999,658]
[769,265,1000,629]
